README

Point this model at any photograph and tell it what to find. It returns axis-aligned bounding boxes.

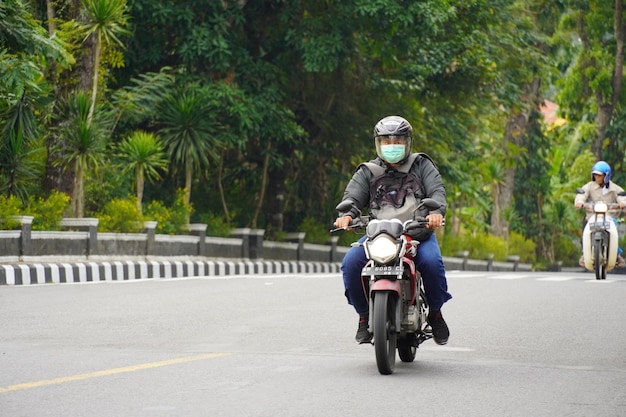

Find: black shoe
[355,315,372,344]
[427,311,449,345]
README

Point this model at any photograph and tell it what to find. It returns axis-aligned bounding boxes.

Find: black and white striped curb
[0,260,342,285]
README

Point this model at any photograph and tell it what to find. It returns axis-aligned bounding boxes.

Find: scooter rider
[334,115,452,345]
[574,160,626,267]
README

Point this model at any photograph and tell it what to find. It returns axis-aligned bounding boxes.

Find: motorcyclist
[574,160,626,267]
[334,115,452,345]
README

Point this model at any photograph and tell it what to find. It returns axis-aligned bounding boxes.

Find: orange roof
[539,100,566,128]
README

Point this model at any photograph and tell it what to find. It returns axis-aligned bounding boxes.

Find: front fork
[367,279,402,335]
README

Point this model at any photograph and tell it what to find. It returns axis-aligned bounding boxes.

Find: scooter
[333,198,442,375]
[576,188,625,280]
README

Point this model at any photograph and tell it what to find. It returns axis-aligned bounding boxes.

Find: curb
[0,260,342,286]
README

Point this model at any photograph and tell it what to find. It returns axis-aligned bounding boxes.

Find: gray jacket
[339,153,447,219]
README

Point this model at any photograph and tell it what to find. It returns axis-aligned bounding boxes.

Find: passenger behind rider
[334,115,452,345]
[574,161,626,267]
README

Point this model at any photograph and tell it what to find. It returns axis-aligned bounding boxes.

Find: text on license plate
[362,266,403,276]
[589,221,611,228]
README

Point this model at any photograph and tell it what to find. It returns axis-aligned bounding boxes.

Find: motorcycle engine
[403,304,420,333]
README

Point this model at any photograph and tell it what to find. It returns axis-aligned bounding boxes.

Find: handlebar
[579,202,623,214]
[330,216,444,234]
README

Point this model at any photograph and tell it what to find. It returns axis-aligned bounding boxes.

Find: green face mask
[381,144,405,163]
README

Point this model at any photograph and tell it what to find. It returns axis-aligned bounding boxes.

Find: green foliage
[0,0,72,95]
[508,232,536,264]
[25,191,71,231]
[96,197,144,233]
[53,91,113,217]
[201,213,233,238]
[554,236,581,268]
[116,130,168,208]
[0,192,70,230]
[0,195,22,229]
[5,0,625,270]
[442,232,506,262]
[442,229,538,265]
[298,217,330,244]
[79,0,131,48]
[143,189,193,235]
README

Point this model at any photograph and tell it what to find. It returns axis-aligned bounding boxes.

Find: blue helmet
[591,161,611,187]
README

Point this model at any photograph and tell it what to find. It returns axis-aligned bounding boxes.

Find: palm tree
[157,86,222,222]
[79,0,130,122]
[55,91,110,217]
[117,131,168,211]
[0,91,46,199]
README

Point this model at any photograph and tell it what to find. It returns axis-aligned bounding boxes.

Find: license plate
[589,221,611,229]
[362,265,403,276]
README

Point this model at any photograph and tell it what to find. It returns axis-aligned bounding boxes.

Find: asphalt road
[1,269,625,417]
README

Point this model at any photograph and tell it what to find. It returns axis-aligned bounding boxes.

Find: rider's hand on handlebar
[426,213,444,228]
[334,215,354,230]
[575,202,584,209]
[620,202,626,209]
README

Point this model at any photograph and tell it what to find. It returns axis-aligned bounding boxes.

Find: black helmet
[374,116,413,164]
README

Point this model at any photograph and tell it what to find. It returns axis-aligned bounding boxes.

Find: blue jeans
[341,233,452,316]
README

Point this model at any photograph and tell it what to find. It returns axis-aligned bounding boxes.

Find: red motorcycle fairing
[369,277,402,296]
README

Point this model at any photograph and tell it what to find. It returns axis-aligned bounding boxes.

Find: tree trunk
[251,139,271,229]
[592,0,624,160]
[265,168,287,238]
[185,160,192,224]
[136,168,144,212]
[491,79,541,238]
[216,153,231,223]
[88,37,102,123]
[72,162,84,217]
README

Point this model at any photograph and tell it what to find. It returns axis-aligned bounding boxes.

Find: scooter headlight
[594,202,608,213]
[365,235,401,264]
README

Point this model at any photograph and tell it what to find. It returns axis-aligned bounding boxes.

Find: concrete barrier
[0,259,342,286]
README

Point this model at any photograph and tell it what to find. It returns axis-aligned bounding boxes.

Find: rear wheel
[397,339,416,362]
[594,241,607,280]
[373,291,397,375]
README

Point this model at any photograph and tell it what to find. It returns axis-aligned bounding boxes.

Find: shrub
[555,236,581,267]
[97,198,145,233]
[201,213,233,237]
[0,195,22,229]
[508,232,536,264]
[144,189,193,235]
[25,191,70,231]
[299,217,331,244]
[442,232,506,261]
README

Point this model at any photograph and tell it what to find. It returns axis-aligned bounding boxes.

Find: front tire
[594,241,607,280]
[373,291,397,375]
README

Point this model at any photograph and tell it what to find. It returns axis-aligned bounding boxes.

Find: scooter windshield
[366,219,404,239]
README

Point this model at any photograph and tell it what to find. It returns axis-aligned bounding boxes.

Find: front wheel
[594,241,607,280]
[373,291,397,375]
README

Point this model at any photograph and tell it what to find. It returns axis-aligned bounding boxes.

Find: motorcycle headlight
[594,202,608,213]
[365,235,401,264]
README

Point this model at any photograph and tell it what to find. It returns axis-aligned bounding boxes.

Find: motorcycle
[576,188,625,280]
[333,198,443,375]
